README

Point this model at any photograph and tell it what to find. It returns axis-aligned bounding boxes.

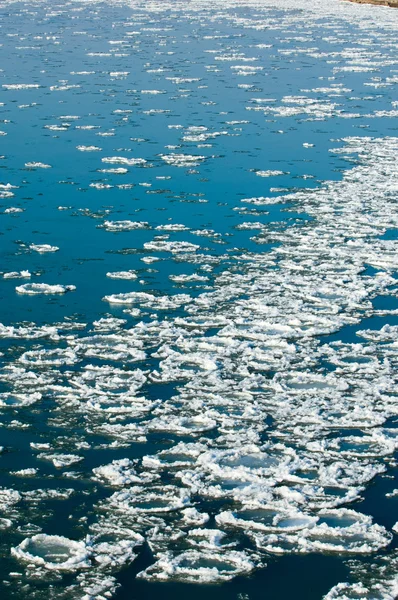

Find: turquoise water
[0,0,398,598]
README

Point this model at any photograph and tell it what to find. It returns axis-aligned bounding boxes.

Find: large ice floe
[11,535,91,571]
[1,0,398,597]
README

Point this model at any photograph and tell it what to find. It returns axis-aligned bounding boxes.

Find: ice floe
[15,283,76,295]
[29,244,59,253]
[12,535,91,571]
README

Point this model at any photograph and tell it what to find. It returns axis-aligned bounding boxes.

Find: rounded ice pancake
[249,509,391,556]
[12,535,91,571]
[136,549,258,583]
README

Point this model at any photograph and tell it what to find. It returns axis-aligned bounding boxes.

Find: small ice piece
[11,468,38,477]
[160,154,206,167]
[156,223,188,231]
[143,240,199,253]
[169,274,209,283]
[0,518,12,529]
[30,442,51,451]
[255,170,286,177]
[216,508,317,533]
[0,392,41,407]
[106,270,137,280]
[141,256,160,263]
[148,415,217,435]
[12,534,91,571]
[92,459,142,487]
[3,84,41,90]
[76,145,102,151]
[24,162,51,168]
[98,167,128,174]
[18,348,78,366]
[107,485,191,514]
[102,220,149,232]
[37,453,83,468]
[386,490,398,499]
[3,270,31,279]
[4,207,23,213]
[323,582,371,600]
[29,244,59,253]
[0,488,21,511]
[16,283,76,295]
[101,156,147,166]
[92,317,127,330]
[181,507,210,526]
[103,291,190,310]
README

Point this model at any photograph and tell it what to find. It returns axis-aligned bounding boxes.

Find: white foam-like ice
[29,244,59,253]
[102,220,149,231]
[106,270,138,280]
[12,535,91,571]
[16,283,76,295]
[3,271,31,279]
[137,549,258,582]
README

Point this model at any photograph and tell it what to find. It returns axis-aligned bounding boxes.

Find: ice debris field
[0,0,398,598]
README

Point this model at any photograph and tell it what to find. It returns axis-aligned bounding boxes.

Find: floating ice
[255,170,286,177]
[101,156,147,166]
[12,535,91,571]
[16,283,76,295]
[144,240,199,253]
[92,459,156,487]
[106,270,137,280]
[3,271,31,279]
[37,453,84,468]
[24,162,51,169]
[0,518,12,530]
[11,468,38,477]
[0,392,41,407]
[99,167,128,174]
[3,84,40,90]
[102,220,149,231]
[137,549,258,583]
[18,348,78,366]
[103,291,190,310]
[29,244,59,253]
[4,207,23,213]
[77,145,102,151]
[247,508,391,555]
[160,154,207,167]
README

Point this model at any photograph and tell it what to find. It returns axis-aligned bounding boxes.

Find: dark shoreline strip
[347,0,398,7]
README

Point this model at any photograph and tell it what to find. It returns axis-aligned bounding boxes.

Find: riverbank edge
[346,0,398,7]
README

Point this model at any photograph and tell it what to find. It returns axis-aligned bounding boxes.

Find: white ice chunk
[12,535,91,571]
